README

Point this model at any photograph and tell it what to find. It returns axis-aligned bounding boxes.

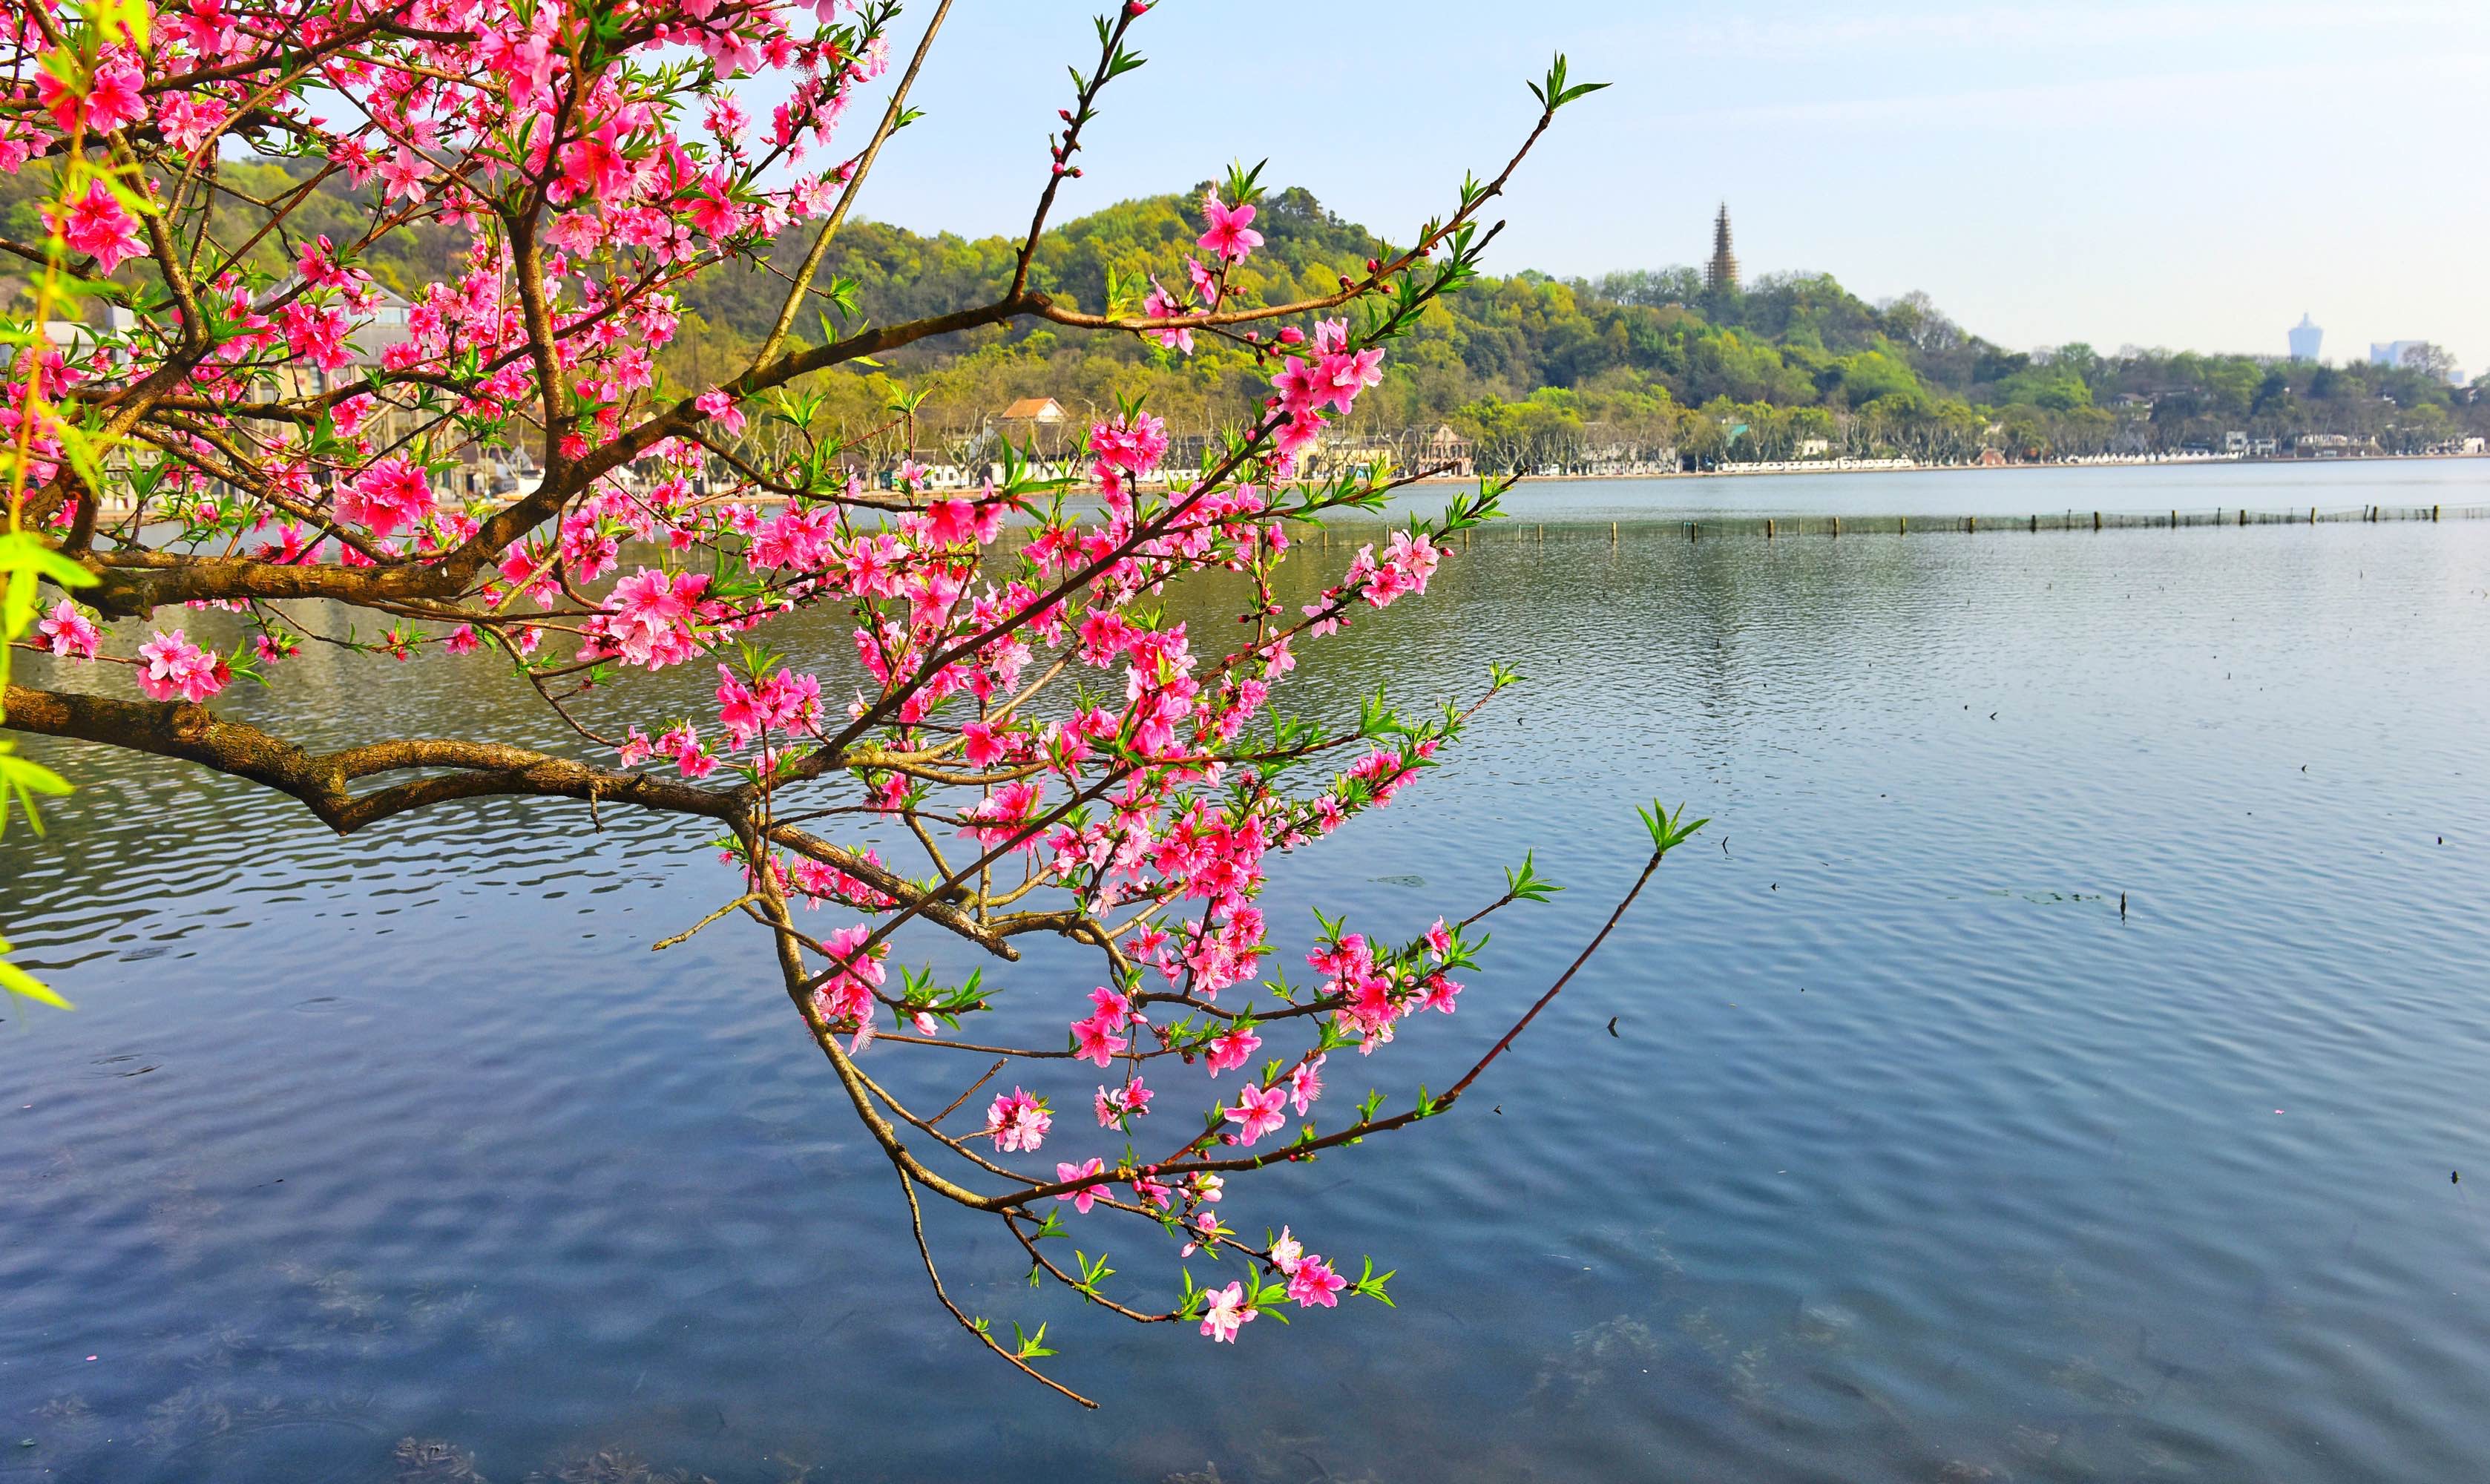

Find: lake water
[6,461,2490,1483]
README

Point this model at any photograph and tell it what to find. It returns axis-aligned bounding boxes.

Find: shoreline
[1411,450,2490,484]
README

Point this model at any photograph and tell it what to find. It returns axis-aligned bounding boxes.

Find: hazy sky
[845,1,2489,371]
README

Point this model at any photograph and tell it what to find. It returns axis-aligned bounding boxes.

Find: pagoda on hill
[1704,203,1740,296]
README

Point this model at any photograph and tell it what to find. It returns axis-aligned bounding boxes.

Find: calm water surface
[6,462,2490,1483]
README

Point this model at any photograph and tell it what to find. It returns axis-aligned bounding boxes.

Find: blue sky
[841,1,2489,372]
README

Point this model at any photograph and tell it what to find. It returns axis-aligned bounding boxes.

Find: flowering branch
[0,0,1649,1399]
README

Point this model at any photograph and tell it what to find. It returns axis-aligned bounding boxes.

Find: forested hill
[13,163,2478,465]
[668,185,2480,465]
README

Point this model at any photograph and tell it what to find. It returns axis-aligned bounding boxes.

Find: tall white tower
[2287,314,2322,362]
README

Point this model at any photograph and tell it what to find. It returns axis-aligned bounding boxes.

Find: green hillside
[12,164,2478,467]
[671,185,2483,467]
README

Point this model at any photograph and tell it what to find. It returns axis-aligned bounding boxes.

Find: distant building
[2371,340,2429,368]
[995,396,1071,458]
[2287,314,2322,362]
[999,396,1066,424]
[1704,204,1739,296]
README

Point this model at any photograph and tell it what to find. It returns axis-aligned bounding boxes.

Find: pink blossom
[1089,411,1169,479]
[809,922,886,1027]
[1287,1255,1347,1308]
[1185,255,1219,306]
[1274,410,1324,467]
[1054,1157,1106,1214]
[1223,1081,1288,1145]
[1198,1280,1255,1342]
[986,1088,1051,1152]
[1424,917,1452,962]
[1383,528,1441,594]
[135,629,227,703]
[377,147,429,204]
[36,600,98,658]
[1180,1208,1221,1257]
[1314,347,1386,415]
[1268,1226,1304,1275]
[1203,1025,1261,1077]
[686,171,742,240]
[1069,1011,1129,1067]
[695,389,746,436]
[1140,277,1193,354]
[50,180,143,275]
[1196,193,1263,263]
[1287,1054,1325,1114]
[158,94,227,153]
[604,567,710,669]
[1087,985,1133,1029]
[961,720,1007,766]
[336,458,435,537]
[1094,1074,1153,1126]
[42,56,147,134]
[557,128,634,205]
[962,779,1044,850]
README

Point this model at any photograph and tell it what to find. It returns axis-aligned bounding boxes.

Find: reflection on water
[7,464,2490,1482]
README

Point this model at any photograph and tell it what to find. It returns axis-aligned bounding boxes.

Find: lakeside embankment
[1408,450,2490,483]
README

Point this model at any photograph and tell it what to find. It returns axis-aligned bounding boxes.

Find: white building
[2287,314,2322,362]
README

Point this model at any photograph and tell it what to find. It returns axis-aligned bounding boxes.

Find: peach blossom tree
[0,0,1700,1402]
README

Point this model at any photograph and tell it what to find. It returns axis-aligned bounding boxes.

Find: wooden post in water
[2310,507,2317,525]
[2434,505,2442,522]
[1610,521,1618,543]
[2030,513,2037,533]
[1832,516,1842,538]
[2094,510,2102,531]
[1899,515,1908,536]
[1767,518,1775,539]
[2239,507,2247,527]
[1689,521,1698,543]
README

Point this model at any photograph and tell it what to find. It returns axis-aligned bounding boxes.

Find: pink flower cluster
[134,630,228,703]
[809,924,887,1046]
[1312,930,1463,1051]
[986,1088,1051,1152]
[597,568,713,669]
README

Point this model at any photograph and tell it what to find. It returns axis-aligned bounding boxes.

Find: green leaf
[0,531,99,588]
[1637,801,1710,856]
[1502,850,1561,903]
[0,934,72,1010]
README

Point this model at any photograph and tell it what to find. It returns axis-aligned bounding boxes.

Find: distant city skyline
[842,1,2489,374]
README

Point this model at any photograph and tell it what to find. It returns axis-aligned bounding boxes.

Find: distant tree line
[12,168,2478,470]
